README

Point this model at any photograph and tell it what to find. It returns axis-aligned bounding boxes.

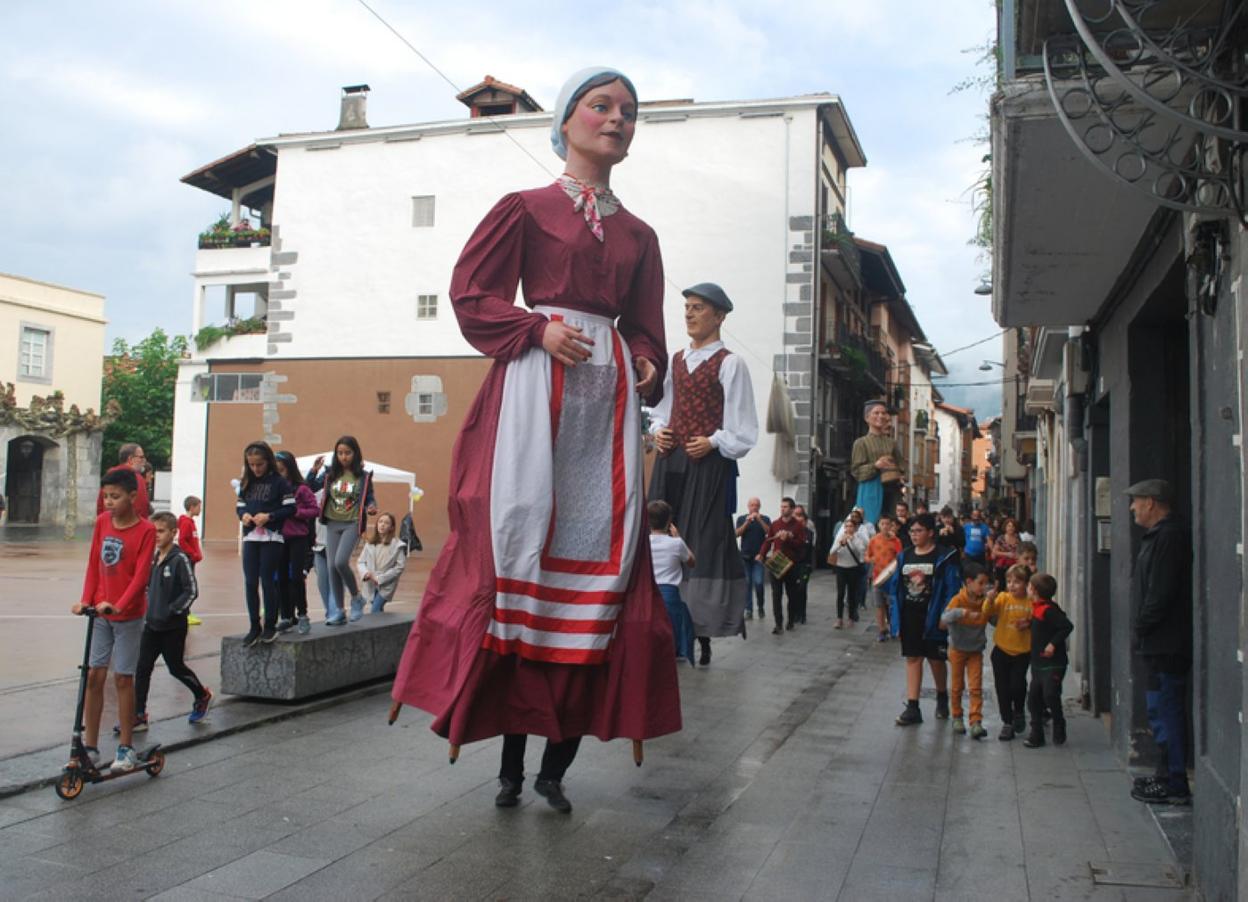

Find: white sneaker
[111,745,140,772]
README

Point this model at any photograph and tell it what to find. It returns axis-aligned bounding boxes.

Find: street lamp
[974,280,993,296]
[979,360,1006,372]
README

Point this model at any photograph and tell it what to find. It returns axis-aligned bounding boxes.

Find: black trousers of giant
[834,565,862,620]
[1027,666,1065,730]
[242,541,283,630]
[278,533,311,621]
[991,646,1029,724]
[770,571,800,626]
[135,623,207,713]
[647,448,744,638]
[499,734,582,784]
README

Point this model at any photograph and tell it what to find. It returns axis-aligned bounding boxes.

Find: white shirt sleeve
[680,540,692,563]
[648,361,676,433]
[709,353,759,460]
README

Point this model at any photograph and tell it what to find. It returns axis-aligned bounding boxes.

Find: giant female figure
[390,68,682,812]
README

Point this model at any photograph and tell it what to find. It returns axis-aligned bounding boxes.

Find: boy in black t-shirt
[886,514,961,726]
[1022,573,1074,748]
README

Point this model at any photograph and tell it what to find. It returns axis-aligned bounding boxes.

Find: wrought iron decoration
[1043,0,1247,221]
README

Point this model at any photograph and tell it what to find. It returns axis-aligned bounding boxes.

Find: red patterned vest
[667,348,730,452]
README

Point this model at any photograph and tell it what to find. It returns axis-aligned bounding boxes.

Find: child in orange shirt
[983,562,1033,740]
[866,515,903,642]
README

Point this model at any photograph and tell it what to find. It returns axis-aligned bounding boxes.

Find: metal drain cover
[1088,861,1185,888]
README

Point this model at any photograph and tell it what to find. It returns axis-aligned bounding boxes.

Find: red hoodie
[177,514,203,564]
[80,512,156,621]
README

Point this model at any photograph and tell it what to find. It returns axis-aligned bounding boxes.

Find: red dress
[391,183,683,745]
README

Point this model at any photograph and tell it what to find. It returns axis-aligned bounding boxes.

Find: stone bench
[220,613,415,701]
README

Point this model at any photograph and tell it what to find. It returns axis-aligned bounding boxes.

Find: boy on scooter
[72,468,156,772]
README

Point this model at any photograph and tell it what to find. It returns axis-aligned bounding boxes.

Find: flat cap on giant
[1123,478,1172,501]
[681,282,733,312]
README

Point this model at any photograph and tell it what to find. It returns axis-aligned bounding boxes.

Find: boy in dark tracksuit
[134,512,212,725]
[1023,572,1073,748]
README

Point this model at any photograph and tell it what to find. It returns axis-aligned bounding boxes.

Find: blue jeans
[742,557,766,613]
[1146,661,1189,788]
[314,548,340,618]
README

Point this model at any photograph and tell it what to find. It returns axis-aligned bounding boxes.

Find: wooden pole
[449,744,461,764]
[387,700,402,724]
[632,739,643,767]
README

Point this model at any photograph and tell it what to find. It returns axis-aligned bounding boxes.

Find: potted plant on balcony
[197,214,271,249]
[194,316,268,351]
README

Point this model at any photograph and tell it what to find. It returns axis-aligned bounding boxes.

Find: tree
[101,329,188,470]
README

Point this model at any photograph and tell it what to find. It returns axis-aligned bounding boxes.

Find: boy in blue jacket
[887,513,961,726]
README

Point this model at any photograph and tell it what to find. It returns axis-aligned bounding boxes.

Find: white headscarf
[550,66,638,161]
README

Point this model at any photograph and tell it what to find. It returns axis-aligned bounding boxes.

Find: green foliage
[194,316,267,351]
[101,329,188,470]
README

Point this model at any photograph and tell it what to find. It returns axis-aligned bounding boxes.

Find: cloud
[6,56,219,131]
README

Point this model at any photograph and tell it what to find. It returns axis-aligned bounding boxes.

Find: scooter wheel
[145,750,165,778]
[55,768,85,800]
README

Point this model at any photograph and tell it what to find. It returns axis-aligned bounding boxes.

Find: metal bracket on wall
[1043,0,1248,222]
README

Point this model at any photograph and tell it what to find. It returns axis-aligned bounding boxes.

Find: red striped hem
[482,634,608,665]
[491,608,617,634]
[495,577,624,606]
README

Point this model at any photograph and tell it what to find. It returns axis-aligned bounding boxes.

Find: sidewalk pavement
[0,573,1189,901]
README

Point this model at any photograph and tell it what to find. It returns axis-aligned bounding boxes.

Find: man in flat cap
[648,283,759,664]
[1125,478,1193,806]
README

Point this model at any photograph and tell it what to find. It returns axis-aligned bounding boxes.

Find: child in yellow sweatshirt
[939,561,994,739]
[983,563,1033,740]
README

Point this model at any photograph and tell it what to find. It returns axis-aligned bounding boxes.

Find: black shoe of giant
[1023,729,1046,748]
[243,628,262,648]
[495,778,521,808]
[698,639,711,667]
[534,778,572,813]
[935,693,950,720]
[1052,720,1067,746]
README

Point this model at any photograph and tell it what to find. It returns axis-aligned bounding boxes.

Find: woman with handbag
[828,517,869,629]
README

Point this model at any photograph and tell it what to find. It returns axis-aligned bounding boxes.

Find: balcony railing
[818,211,862,287]
[827,323,889,390]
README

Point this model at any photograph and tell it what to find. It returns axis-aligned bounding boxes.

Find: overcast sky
[1,0,1004,416]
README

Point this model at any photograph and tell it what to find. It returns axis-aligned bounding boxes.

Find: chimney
[337,84,371,130]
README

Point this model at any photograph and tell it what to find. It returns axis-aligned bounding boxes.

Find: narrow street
[0,574,1186,901]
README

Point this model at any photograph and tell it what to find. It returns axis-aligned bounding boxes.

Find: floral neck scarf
[557,174,620,242]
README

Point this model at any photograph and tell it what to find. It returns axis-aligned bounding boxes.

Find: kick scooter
[55,606,165,800]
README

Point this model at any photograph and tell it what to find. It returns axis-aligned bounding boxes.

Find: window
[412,195,436,227]
[405,374,447,423]
[377,391,391,414]
[19,325,51,382]
[416,294,438,320]
[193,372,264,402]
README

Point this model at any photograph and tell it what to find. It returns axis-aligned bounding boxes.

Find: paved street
[0,572,1188,901]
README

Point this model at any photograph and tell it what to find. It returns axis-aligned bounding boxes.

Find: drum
[764,550,794,580]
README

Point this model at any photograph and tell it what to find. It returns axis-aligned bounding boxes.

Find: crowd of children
[874,509,1072,749]
[69,434,413,771]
